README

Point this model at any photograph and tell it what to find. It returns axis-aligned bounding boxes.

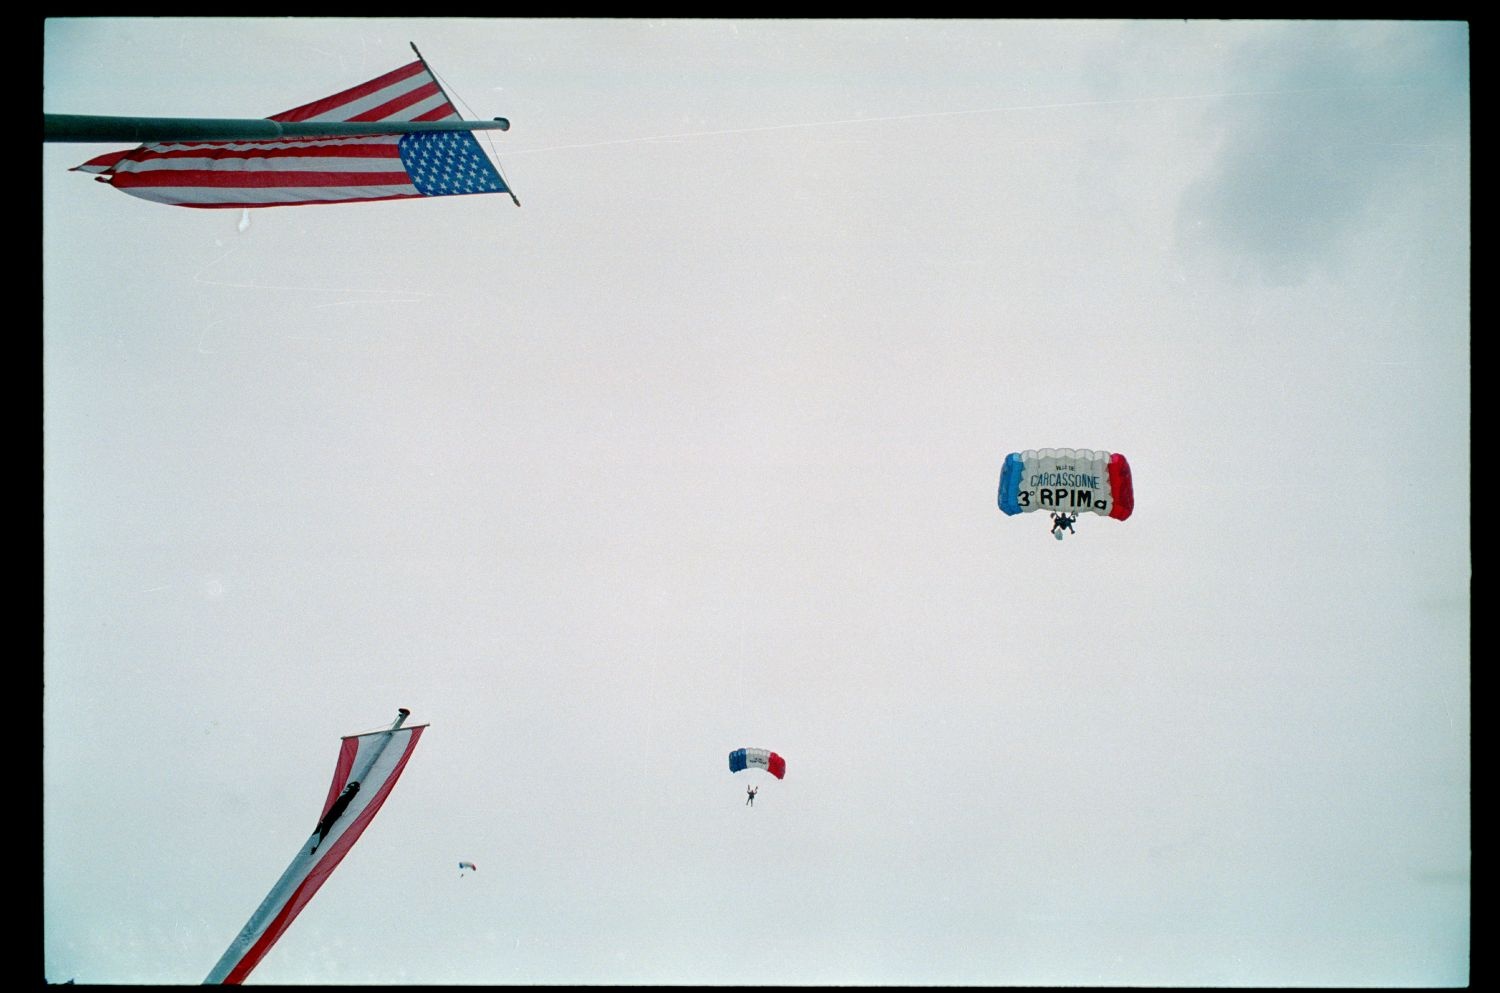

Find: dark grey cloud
[1177,21,1468,285]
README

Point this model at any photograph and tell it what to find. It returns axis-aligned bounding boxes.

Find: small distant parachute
[729,747,786,779]
[458,861,477,876]
[998,448,1134,522]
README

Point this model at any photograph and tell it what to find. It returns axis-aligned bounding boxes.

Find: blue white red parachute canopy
[728,747,786,779]
[998,448,1134,521]
[458,861,477,871]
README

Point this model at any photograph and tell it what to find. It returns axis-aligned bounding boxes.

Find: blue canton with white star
[398,131,508,197]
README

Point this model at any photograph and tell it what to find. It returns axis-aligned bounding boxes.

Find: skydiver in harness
[746,785,758,807]
[1050,512,1077,538]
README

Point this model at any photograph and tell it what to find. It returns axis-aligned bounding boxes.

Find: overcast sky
[43,18,1469,986]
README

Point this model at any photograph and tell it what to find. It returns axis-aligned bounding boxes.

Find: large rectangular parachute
[728,747,786,779]
[997,448,1133,520]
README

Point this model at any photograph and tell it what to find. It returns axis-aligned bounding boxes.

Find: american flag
[73,59,512,208]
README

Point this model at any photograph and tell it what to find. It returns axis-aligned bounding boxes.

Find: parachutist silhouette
[311,781,360,852]
[746,785,758,807]
[1050,512,1077,537]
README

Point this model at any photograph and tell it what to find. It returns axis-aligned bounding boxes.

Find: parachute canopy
[728,747,786,779]
[998,448,1133,521]
[458,862,477,872]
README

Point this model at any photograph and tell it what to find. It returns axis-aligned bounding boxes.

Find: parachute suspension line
[410,42,521,207]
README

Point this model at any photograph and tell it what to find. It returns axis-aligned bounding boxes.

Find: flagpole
[411,42,521,207]
[43,113,510,144]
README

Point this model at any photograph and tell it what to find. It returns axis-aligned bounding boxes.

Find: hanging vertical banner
[204,710,426,985]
